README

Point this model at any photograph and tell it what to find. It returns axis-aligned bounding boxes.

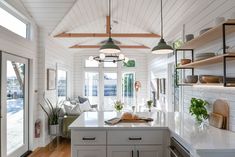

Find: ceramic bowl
[214,17,225,26]
[199,27,213,35]
[186,75,198,83]
[181,59,191,65]
[185,34,194,42]
[200,75,223,83]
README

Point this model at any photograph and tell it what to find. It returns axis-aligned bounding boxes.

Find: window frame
[57,69,68,99]
[0,1,30,39]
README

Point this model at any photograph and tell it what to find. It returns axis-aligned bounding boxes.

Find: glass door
[122,72,135,107]
[0,52,29,157]
[103,73,117,111]
[84,72,99,106]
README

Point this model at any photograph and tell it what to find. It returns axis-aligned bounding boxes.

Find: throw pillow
[70,103,81,115]
[63,103,81,116]
[79,100,92,112]
[78,96,88,103]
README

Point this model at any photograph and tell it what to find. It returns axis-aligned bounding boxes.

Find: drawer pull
[82,137,96,141]
[128,137,142,140]
[137,150,139,157]
[131,150,134,157]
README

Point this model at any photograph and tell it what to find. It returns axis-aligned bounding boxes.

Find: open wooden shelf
[178,53,235,68]
[180,19,235,49]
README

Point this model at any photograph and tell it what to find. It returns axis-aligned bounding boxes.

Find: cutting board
[213,99,229,130]
[209,113,224,129]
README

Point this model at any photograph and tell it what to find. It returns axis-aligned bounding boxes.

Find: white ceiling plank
[20,0,235,52]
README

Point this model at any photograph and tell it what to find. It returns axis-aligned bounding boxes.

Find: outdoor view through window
[7,61,25,154]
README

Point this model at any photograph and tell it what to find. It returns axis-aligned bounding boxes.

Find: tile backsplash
[183,86,235,131]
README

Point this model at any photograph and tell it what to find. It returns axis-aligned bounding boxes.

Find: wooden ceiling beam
[106,16,111,34]
[54,32,160,38]
[70,44,150,49]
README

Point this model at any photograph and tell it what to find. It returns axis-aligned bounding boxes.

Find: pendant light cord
[109,0,111,38]
[160,0,163,39]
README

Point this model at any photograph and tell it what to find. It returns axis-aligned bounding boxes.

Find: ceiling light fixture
[99,0,120,54]
[152,0,173,54]
[89,54,129,63]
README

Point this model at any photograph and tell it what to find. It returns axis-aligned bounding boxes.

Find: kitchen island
[69,111,235,157]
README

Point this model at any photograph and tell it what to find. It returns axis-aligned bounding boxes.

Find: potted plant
[189,98,209,124]
[39,94,63,136]
[114,100,124,112]
[147,100,153,112]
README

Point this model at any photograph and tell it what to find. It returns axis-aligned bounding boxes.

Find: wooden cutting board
[209,113,224,129]
[213,99,229,130]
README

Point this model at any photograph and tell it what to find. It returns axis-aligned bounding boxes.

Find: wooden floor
[29,138,71,157]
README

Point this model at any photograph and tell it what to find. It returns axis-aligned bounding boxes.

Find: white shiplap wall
[38,31,74,146]
[147,54,175,112]
[0,0,41,150]
[73,50,148,108]
[181,5,235,132]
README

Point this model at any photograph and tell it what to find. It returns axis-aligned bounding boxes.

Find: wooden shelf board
[178,53,235,68]
[180,19,235,49]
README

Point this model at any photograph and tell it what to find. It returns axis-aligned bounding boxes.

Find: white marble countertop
[69,111,235,155]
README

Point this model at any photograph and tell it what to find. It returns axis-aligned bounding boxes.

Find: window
[57,70,67,100]
[84,72,99,105]
[104,62,117,67]
[122,72,135,106]
[85,60,99,67]
[0,7,28,38]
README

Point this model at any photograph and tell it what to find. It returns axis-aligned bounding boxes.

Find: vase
[49,124,59,136]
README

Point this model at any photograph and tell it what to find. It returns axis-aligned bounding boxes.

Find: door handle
[137,150,139,157]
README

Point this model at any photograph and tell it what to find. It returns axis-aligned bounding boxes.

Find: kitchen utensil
[185,75,198,83]
[214,17,225,26]
[181,59,191,65]
[200,75,223,83]
[213,99,229,130]
[185,34,194,42]
[209,112,224,129]
[199,27,213,35]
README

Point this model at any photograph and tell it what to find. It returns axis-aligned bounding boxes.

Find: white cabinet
[71,129,167,157]
[108,146,162,157]
[107,146,135,157]
[72,146,106,157]
[136,146,163,157]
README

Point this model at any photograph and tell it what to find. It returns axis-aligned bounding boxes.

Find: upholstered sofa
[59,96,98,137]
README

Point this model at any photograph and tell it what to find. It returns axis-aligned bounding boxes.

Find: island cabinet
[71,129,168,157]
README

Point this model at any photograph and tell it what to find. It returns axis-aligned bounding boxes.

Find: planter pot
[49,124,59,136]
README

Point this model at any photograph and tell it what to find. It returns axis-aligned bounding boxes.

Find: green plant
[114,100,124,112]
[189,98,209,123]
[39,94,63,125]
[147,100,153,108]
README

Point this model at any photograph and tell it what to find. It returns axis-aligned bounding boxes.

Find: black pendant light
[152,0,173,54]
[99,0,121,54]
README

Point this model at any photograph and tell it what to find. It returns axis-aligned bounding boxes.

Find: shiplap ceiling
[21,0,235,51]
[21,0,77,33]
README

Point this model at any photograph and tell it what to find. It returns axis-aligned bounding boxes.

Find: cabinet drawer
[107,130,163,145]
[71,130,106,145]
